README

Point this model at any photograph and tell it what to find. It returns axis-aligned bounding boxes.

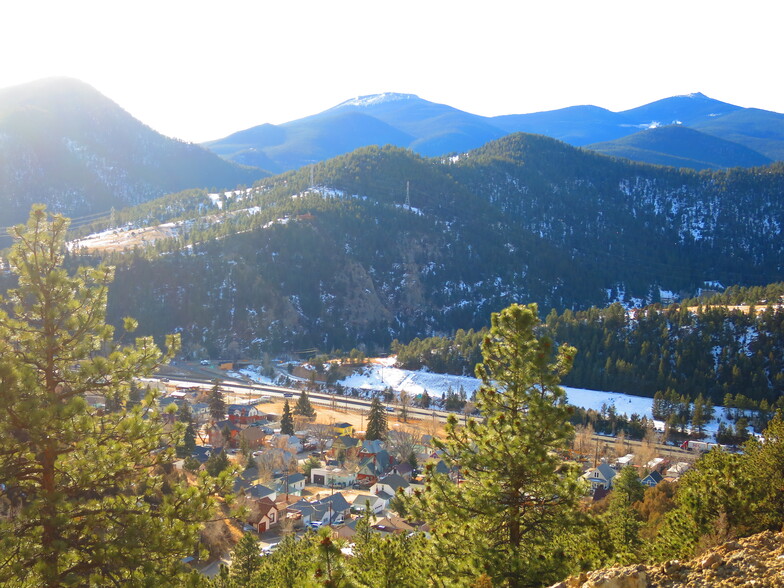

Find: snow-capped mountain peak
[335,92,419,109]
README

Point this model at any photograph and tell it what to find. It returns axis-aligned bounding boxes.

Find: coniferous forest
[393,286,784,422]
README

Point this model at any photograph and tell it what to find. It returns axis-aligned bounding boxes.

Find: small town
[152,359,707,579]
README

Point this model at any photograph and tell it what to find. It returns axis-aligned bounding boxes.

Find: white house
[371,473,412,497]
[581,462,617,490]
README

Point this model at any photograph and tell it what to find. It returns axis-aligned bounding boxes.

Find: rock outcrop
[550,530,784,587]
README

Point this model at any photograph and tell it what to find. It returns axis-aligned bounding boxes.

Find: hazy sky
[2,1,780,143]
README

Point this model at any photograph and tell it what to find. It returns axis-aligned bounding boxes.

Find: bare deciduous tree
[386,428,423,464]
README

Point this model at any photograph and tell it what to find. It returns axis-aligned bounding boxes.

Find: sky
[1,1,781,143]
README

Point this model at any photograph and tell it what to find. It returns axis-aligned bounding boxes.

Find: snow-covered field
[231,358,732,440]
[332,359,729,438]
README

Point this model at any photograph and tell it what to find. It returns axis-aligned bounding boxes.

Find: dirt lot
[256,398,447,439]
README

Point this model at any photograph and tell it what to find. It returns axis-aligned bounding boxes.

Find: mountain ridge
[204,90,783,173]
[62,135,784,356]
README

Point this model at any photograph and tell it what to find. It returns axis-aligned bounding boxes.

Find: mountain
[586,125,772,170]
[205,109,415,171]
[205,93,506,172]
[205,91,783,173]
[0,77,268,228]
[491,105,634,145]
[692,107,784,161]
[68,134,784,357]
[619,91,741,126]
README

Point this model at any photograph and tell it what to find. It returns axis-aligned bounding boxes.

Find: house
[238,426,266,449]
[332,518,359,540]
[191,402,210,419]
[267,433,303,454]
[233,467,261,493]
[330,435,360,459]
[333,422,354,436]
[248,497,279,533]
[310,466,357,488]
[359,439,386,457]
[208,420,241,447]
[371,473,412,497]
[273,472,307,497]
[581,462,617,491]
[641,470,664,487]
[646,457,668,472]
[227,404,263,425]
[371,515,417,536]
[288,492,351,528]
[614,454,635,469]
[391,462,414,481]
[351,493,386,515]
[355,449,393,485]
[665,462,691,479]
[190,446,214,466]
[245,484,277,501]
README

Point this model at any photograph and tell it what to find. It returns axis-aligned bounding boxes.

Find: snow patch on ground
[336,361,728,438]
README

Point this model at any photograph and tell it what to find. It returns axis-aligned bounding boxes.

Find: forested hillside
[393,284,784,413]
[51,135,784,358]
[0,78,267,230]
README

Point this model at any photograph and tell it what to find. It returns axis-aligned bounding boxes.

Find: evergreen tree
[605,466,645,563]
[0,208,215,586]
[294,390,316,418]
[349,517,427,587]
[205,449,231,477]
[230,532,262,585]
[209,380,226,421]
[176,421,197,458]
[365,396,388,441]
[262,533,318,587]
[281,400,295,436]
[409,303,582,587]
[744,411,784,530]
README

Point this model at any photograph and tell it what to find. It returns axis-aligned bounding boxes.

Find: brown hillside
[550,530,784,587]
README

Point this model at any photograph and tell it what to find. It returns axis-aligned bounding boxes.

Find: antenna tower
[405,181,411,208]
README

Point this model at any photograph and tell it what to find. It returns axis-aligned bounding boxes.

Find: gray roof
[352,494,383,508]
[245,484,275,499]
[378,473,409,491]
[362,439,385,454]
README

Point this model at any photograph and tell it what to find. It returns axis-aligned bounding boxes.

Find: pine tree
[409,303,583,587]
[0,207,216,586]
[365,396,388,441]
[294,390,316,418]
[230,532,262,585]
[605,466,645,563]
[209,380,226,421]
[349,517,428,587]
[281,399,295,435]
